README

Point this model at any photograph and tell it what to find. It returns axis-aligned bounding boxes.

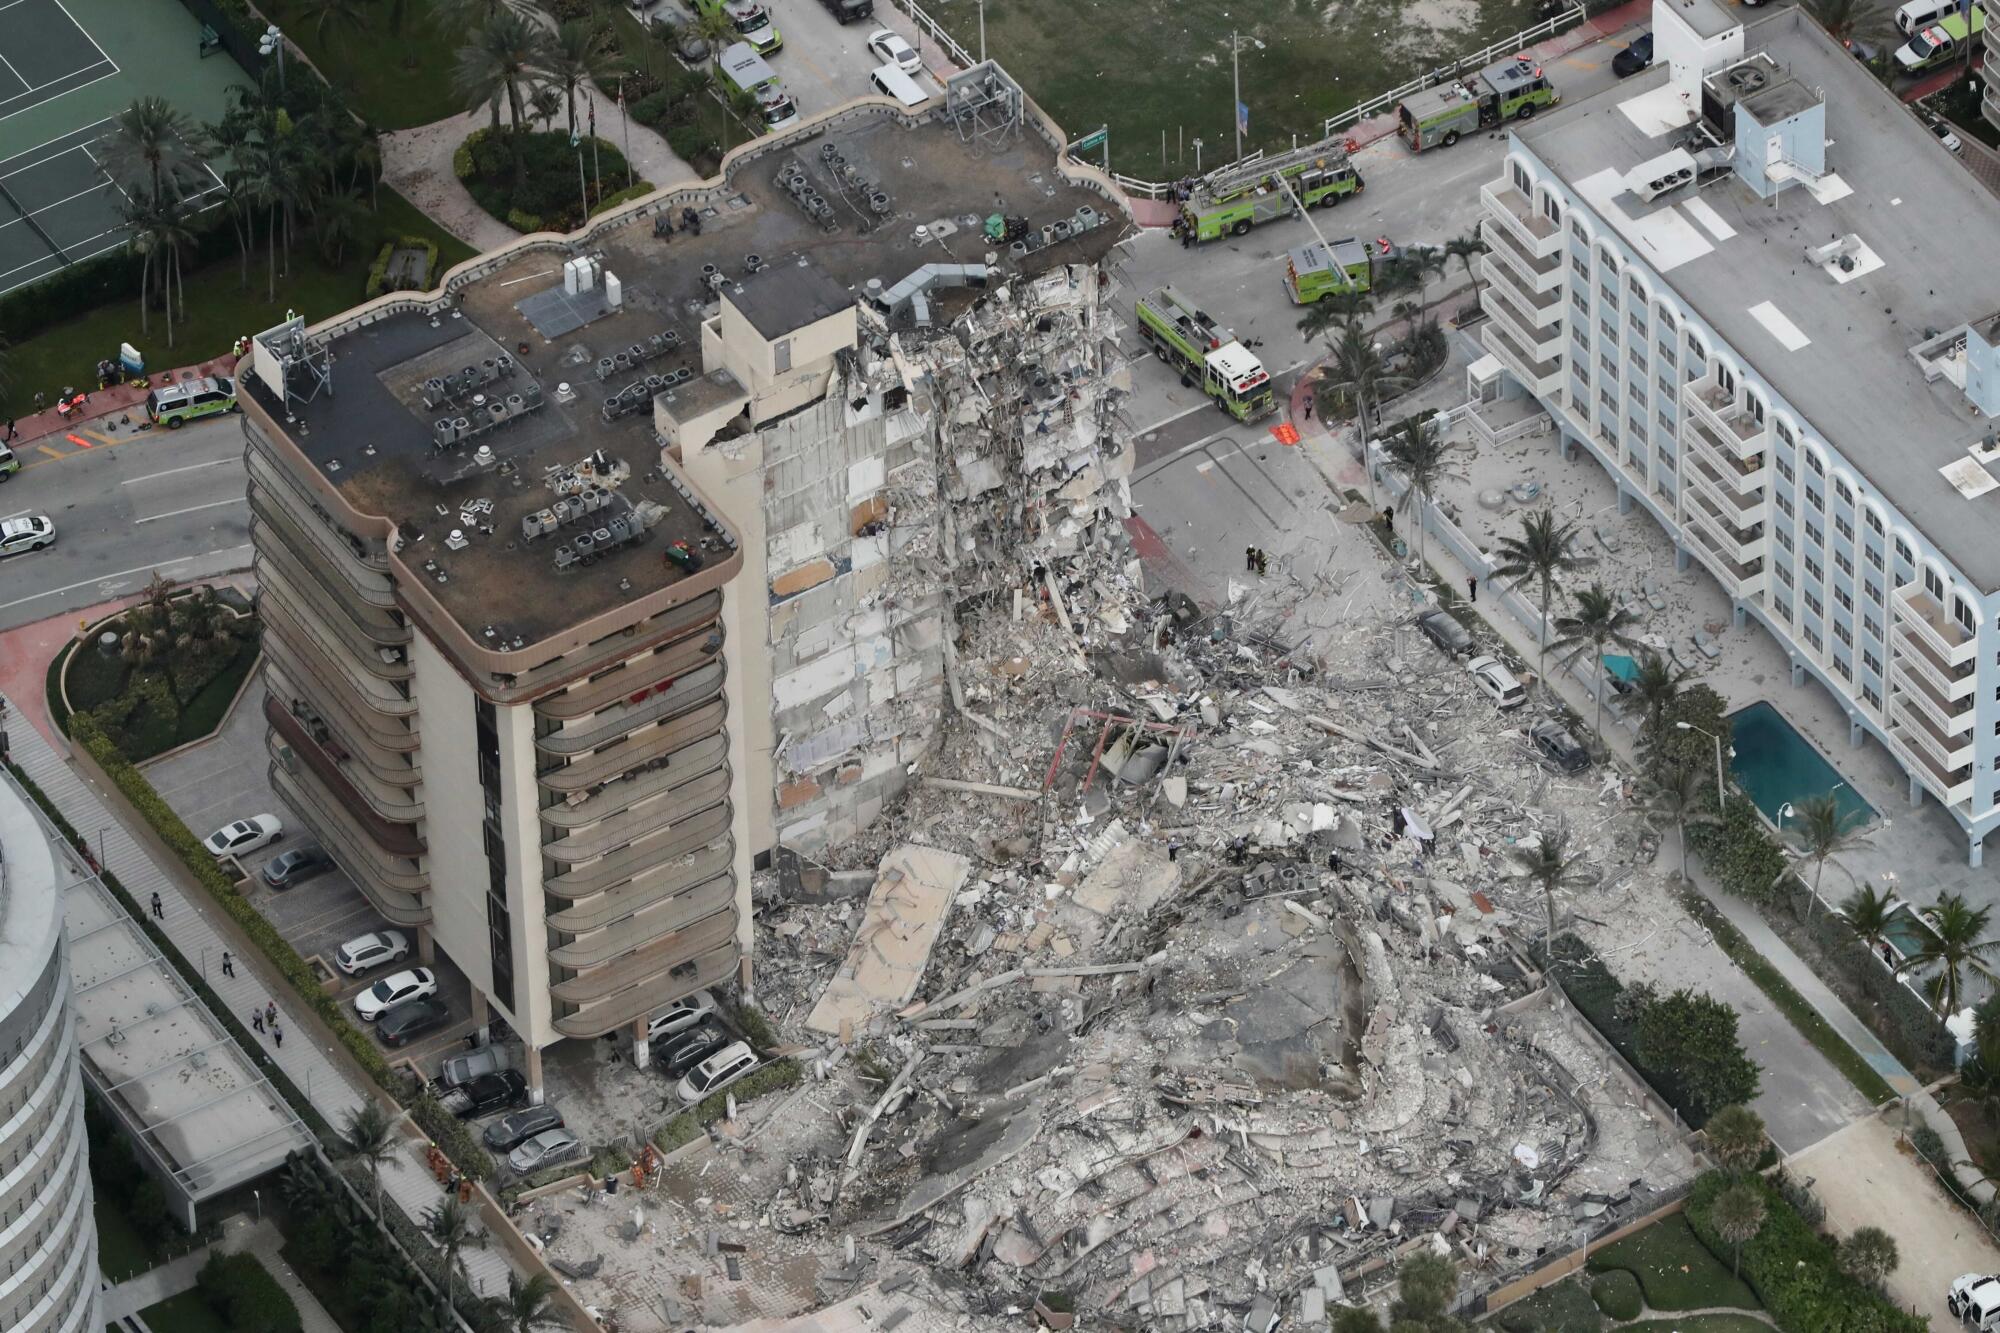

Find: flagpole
[1232,31,1242,163]
[589,91,601,204]
[619,80,633,188]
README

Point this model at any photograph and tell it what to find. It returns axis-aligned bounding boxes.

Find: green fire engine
[1136,286,1276,421]
[1283,236,1403,305]
[1179,139,1364,243]
[1396,56,1559,152]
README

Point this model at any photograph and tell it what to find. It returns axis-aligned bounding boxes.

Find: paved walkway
[3,690,513,1300]
[101,1217,342,1331]
[3,356,238,452]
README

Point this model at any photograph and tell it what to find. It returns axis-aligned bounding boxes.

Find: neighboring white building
[1479,0,2000,863]
[0,775,98,1333]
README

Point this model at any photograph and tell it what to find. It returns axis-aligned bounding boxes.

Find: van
[0,444,18,481]
[690,0,781,55]
[868,62,928,108]
[716,41,799,130]
[1895,0,1956,34]
[145,374,237,428]
[1895,6,1984,68]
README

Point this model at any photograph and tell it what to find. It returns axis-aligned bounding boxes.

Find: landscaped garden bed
[455,127,648,234]
[59,579,260,761]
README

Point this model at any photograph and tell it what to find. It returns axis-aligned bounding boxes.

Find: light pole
[977,0,987,62]
[1674,720,1729,810]
[258,25,286,92]
[1192,137,1204,173]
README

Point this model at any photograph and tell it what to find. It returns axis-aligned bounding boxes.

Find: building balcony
[1886,724,1974,809]
[1888,652,1977,735]
[1684,487,1768,562]
[266,695,424,823]
[541,732,728,831]
[244,452,394,606]
[549,868,735,969]
[259,595,416,718]
[1483,321,1562,396]
[1888,687,1976,769]
[1481,286,1563,360]
[547,834,730,934]
[1481,179,1563,260]
[541,766,730,866]
[1681,510,1768,595]
[1680,379,1769,455]
[1684,449,1767,518]
[550,906,736,1007]
[1478,255,1562,328]
[261,641,417,765]
[532,620,723,721]
[1682,417,1770,493]
[535,662,725,756]
[544,805,733,908]
[1892,584,1978,668]
[550,940,737,1040]
[254,555,411,683]
[536,697,727,795]
[269,750,430,924]
[250,512,408,645]
[504,589,726,701]
[1891,624,1979,704]
[1479,217,1563,295]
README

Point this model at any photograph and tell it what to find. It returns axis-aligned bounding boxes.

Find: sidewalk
[101,1216,343,1332]
[4,356,239,451]
[2,690,514,1300]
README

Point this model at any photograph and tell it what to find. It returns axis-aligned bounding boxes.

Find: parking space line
[34,444,64,460]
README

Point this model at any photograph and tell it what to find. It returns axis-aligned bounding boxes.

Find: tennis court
[0,0,247,297]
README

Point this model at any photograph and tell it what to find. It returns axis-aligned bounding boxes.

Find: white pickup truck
[1949,1273,2000,1328]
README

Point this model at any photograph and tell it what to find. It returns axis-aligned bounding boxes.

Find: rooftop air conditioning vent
[1727,67,1768,94]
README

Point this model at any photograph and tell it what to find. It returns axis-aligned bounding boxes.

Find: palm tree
[1710,1182,1766,1277]
[1405,243,1448,320]
[1511,819,1593,941]
[1382,414,1449,566]
[486,1272,565,1331]
[1297,287,1373,347]
[1320,326,1412,509]
[539,20,621,139]
[455,12,554,189]
[1621,653,1691,746]
[125,190,196,346]
[691,5,738,50]
[1490,510,1583,681]
[1642,760,1718,884]
[1839,882,1897,963]
[1773,793,1871,919]
[338,1100,398,1220]
[1444,229,1488,305]
[430,0,539,27]
[421,1196,486,1318]
[101,97,197,203]
[295,0,373,45]
[1805,0,1896,56]
[1704,1104,1766,1178]
[1551,584,1644,738]
[529,86,563,133]
[315,190,369,264]
[1901,892,2000,1015]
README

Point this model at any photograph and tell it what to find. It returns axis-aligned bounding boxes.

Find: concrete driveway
[1793,1106,2000,1329]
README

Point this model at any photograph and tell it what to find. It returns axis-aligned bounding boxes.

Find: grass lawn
[1587,1214,1759,1312]
[1492,1274,1603,1332]
[258,1,464,130]
[136,1291,229,1333]
[1623,1319,1772,1332]
[0,190,475,418]
[920,0,1545,174]
[93,1194,161,1282]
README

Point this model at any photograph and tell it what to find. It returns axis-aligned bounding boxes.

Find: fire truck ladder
[1199,137,1351,202]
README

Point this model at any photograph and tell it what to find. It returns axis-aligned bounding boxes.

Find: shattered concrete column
[523,1044,545,1104]
[470,987,490,1046]
[1561,433,1578,463]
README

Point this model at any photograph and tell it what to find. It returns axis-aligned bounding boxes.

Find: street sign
[1072,128,1107,153]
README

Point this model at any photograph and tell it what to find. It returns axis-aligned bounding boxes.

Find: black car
[261,844,333,889]
[654,1023,731,1078]
[1417,609,1474,656]
[483,1103,565,1152]
[1531,721,1591,774]
[377,997,450,1048]
[1612,33,1654,77]
[452,1070,529,1119]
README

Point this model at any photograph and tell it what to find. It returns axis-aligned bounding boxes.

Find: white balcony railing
[1480,180,1563,260]
[1892,584,1978,668]
[1479,217,1563,294]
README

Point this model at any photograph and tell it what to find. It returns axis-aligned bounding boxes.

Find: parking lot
[143,672,479,1073]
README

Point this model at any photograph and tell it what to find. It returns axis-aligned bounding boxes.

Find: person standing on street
[265,1000,277,1027]
[221,950,234,978]
[3,419,16,441]
[1467,576,1478,602]
[149,891,163,919]
[272,1023,283,1048]
[1245,546,1257,572]
[252,1009,265,1035]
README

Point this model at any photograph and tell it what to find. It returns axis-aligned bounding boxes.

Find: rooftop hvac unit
[1725,66,1768,94]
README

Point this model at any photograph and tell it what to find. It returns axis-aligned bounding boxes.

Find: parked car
[1467,655,1527,709]
[1948,1273,2000,1324]
[203,815,283,859]
[334,929,410,976]
[1930,119,1965,154]
[439,1044,507,1090]
[449,1070,529,1120]
[1612,32,1653,77]
[819,0,874,22]
[1416,609,1473,656]
[508,1127,584,1174]
[635,1,710,61]
[866,28,920,72]
[0,514,55,557]
[1531,720,1590,774]
[377,997,451,1048]
[676,1041,759,1104]
[354,967,437,1021]
[260,844,333,889]
[484,1104,565,1152]
[654,1023,731,1079]
[645,989,717,1042]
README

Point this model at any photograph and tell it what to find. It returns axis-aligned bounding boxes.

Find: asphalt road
[0,415,251,632]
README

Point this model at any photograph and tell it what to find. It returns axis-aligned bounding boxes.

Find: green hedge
[365,234,441,298]
[406,1090,495,1183]
[506,208,546,234]
[1685,1172,1925,1333]
[590,181,657,218]
[1686,796,1791,905]
[653,1058,802,1152]
[198,1251,302,1333]
[460,128,633,233]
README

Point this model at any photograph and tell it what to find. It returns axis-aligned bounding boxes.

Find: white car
[645,989,717,1041]
[0,514,55,557]
[676,1040,758,1103]
[1949,1272,2000,1323]
[1930,120,1964,155]
[1467,655,1527,709]
[203,814,283,859]
[334,929,410,976]
[507,1127,583,1174]
[865,28,920,73]
[354,966,437,1021]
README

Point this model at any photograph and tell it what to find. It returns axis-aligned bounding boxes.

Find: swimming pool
[1725,701,1878,830]
[1881,905,1936,964]
[1602,653,1640,684]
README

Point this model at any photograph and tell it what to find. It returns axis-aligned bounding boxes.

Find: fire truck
[1395,56,1559,152]
[1179,138,1364,243]
[1136,286,1275,421]
[1283,235,1403,305]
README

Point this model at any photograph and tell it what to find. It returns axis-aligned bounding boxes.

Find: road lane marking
[34,445,63,460]
[0,544,252,611]
[133,496,247,524]
[123,458,235,485]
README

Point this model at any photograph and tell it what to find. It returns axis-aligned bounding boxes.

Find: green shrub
[129,1176,176,1248]
[507,208,545,233]
[1590,1268,1642,1320]
[1686,797,1790,905]
[452,128,485,181]
[197,1251,302,1333]
[631,89,676,128]
[461,129,633,232]
[590,181,656,217]
[406,1090,495,1183]
[666,122,721,170]
[364,240,395,299]
[363,234,442,298]
[652,1058,802,1151]
[1685,1171,1926,1333]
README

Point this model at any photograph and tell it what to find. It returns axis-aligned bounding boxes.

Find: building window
[1925,567,1945,600]
[1776,596,1793,620]
[1835,587,1853,611]
[1600,284,1617,308]
[1776,494,1794,517]
[1865,546,1883,571]
[1657,408,1675,433]
[1777,528,1794,553]
[1600,352,1618,380]
[1776,456,1795,482]
[1598,246,1619,276]
[1835,515,1854,540]
[1834,621,1852,646]
[1864,616,1881,640]
[1805,589,1824,616]
[1864,649,1881,675]
[1834,477,1853,504]
[1805,524,1823,547]
[1573,288,1590,314]
[1806,450,1825,476]
[1600,318,1617,343]
[1896,537,1913,563]
[1865,509,1884,535]
[1805,625,1823,651]
[1863,683,1881,709]
[1834,550,1853,576]
[1833,654,1852,680]
[1957,597,1977,632]
[1776,563,1794,587]
[1572,253,1590,279]
[1805,557,1823,582]
[1865,580,1882,603]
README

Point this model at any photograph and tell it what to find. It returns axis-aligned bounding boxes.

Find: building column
[1617,486,1635,516]
[1732,601,1748,630]
[630,1016,651,1070]
[1790,659,1806,687]
[1972,833,1987,870]
[416,925,435,966]
[1561,434,1578,463]
[1848,715,1865,749]
[1674,545,1692,573]
[469,988,490,1046]
[523,1044,544,1104]
[1910,773,1925,807]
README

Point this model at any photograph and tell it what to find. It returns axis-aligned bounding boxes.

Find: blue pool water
[1726,701,1878,829]
[1602,654,1640,683]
